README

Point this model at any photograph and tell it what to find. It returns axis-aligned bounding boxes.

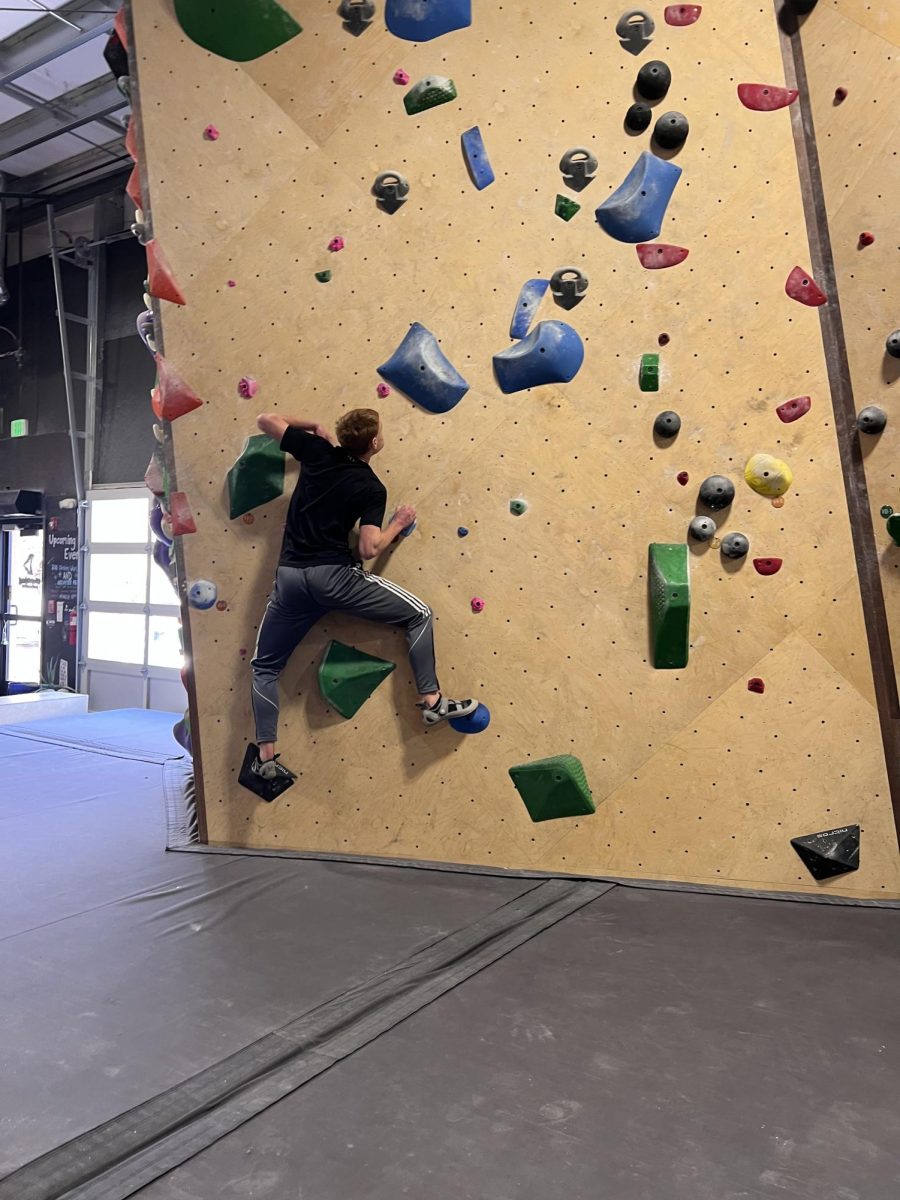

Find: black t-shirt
[278,428,387,567]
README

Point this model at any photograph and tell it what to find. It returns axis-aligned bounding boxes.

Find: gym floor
[1,711,897,1200]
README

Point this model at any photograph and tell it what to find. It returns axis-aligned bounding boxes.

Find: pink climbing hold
[376,382,392,398]
[776,395,811,423]
[237,376,258,399]
[747,677,766,694]
[470,597,485,614]
[785,265,827,307]
[753,557,783,576]
[393,68,410,85]
[328,236,345,252]
[676,471,689,486]
[858,231,875,248]
[664,4,702,25]
[227,279,237,287]
[203,124,220,140]
[636,243,690,270]
[737,83,799,111]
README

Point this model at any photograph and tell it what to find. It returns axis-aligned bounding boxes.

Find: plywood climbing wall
[130,0,900,899]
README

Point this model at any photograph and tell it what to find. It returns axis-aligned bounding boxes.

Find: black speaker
[0,490,42,517]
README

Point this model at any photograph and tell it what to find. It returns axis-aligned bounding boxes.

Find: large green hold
[174,0,301,62]
[508,754,595,823]
[319,640,396,719]
[648,543,690,668]
[639,352,660,392]
[227,434,285,519]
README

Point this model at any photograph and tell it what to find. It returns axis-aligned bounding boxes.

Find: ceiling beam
[0,75,127,170]
[0,0,118,80]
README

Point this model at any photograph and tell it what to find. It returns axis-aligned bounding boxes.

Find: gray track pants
[251,563,439,744]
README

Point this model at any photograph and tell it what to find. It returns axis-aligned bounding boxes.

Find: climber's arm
[256,414,337,446]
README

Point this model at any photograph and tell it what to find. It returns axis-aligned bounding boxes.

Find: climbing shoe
[418,695,479,728]
[238,742,296,802]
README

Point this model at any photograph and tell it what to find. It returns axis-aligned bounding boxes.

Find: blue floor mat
[0,708,185,763]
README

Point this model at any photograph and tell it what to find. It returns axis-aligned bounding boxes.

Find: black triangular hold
[790,825,860,881]
[238,742,296,803]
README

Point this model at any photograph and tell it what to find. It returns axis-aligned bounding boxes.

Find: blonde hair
[336,408,380,455]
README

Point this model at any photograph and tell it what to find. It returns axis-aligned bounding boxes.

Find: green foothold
[639,353,660,392]
[880,505,893,519]
[508,754,595,823]
[887,513,900,547]
[315,270,332,283]
[318,640,396,719]
[509,499,528,516]
[227,434,285,519]
[554,194,580,221]
[649,543,690,669]
[174,0,301,62]
[403,76,458,116]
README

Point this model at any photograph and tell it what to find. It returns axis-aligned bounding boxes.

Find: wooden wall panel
[132,0,899,899]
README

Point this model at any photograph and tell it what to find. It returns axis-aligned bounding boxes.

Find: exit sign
[10,419,28,437]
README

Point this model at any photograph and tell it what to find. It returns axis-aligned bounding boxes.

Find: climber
[246,407,478,793]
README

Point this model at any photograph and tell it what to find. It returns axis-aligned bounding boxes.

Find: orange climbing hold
[126,164,142,211]
[124,115,138,162]
[146,240,187,306]
[114,5,128,48]
[168,492,197,536]
[153,355,204,421]
[635,243,690,269]
[785,265,827,307]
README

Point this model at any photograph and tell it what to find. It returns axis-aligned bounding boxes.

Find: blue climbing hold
[461,125,494,190]
[493,320,584,394]
[595,150,682,243]
[509,277,550,339]
[457,526,469,537]
[449,702,491,734]
[377,322,469,413]
[385,0,471,42]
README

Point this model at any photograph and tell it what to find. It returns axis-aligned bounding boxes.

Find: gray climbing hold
[689,515,716,542]
[857,406,887,434]
[654,410,681,437]
[377,323,469,413]
[616,9,655,55]
[493,320,585,394]
[373,171,410,214]
[549,266,589,311]
[698,475,735,511]
[721,532,750,559]
[625,102,652,132]
[510,277,550,339]
[636,59,671,100]
[885,329,900,359]
[595,150,682,243]
[559,147,598,191]
[654,110,689,149]
[338,0,375,35]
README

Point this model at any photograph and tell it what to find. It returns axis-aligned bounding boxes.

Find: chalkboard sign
[42,509,78,690]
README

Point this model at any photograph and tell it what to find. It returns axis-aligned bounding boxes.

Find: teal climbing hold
[319,640,396,719]
[227,434,285,519]
[648,543,690,669]
[509,754,595,823]
[174,0,301,61]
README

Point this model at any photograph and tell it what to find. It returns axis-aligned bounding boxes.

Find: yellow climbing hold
[745,453,793,499]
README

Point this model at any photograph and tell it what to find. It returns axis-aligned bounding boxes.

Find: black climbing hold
[625,102,652,133]
[885,329,900,359]
[653,410,681,437]
[788,0,819,12]
[636,60,671,101]
[791,824,859,881]
[372,171,410,214]
[550,266,589,311]
[688,515,716,542]
[654,110,689,150]
[103,31,128,80]
[658,332,670,346]
[857,406,887,434]
[721,531,749,559]
[238,742,296,802]
[698,475,735,511]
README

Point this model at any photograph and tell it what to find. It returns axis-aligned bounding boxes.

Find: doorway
[0,522,44,694]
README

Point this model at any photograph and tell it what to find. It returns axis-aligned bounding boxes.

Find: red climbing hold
[747,677,766,694]
[153,355,204,422]
[737,83,799,111]
[146,240,187,306]
[124,115,138,162]
[676,471,689,486]
[126,164,142,211]
[664,4,702,26]
[114,5,128,48]
[658,332,670,346]
[785,265,827,307]
[776,395,811,423]
[168,492,197,536]
[636,243,690,270]
[753,557,783,576]
[858,231,875,248]
[227,279,237,288]
[834,86,848,103]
